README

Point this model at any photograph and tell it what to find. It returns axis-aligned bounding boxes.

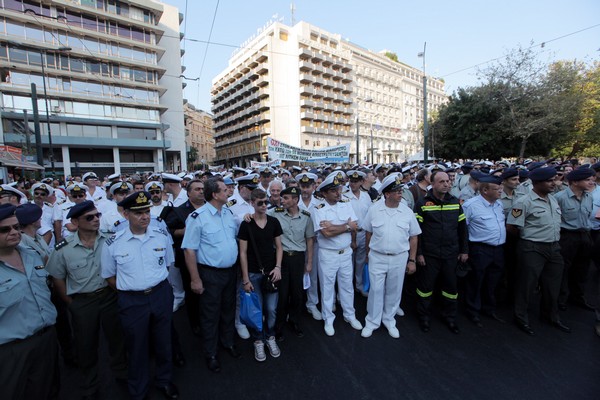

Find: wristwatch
[345,224,351,232]
[408,258,416,263]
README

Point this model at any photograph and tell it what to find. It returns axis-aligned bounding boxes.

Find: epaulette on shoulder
[156,216,163,222]
[301,209,311,217]
[114,220,121,227]
[105,234,117,246]
[57,199,66,205]
[274,207,284,212]
[226,199,237,207]
[372,195,382,203]
[54,239,68,251]
[190,211,199,219]
[314,193,324,200]
[44,201,53,207]
[153,227,168,236]
[315,203,325,209]
[338,198,349,203]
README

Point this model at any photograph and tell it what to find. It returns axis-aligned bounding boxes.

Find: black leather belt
[118,279,168,295]
[1,326,52,348]
[198,263,232,271]
[73,286,110,298]
[284,251,304,257]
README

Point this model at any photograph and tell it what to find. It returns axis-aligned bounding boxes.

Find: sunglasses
[0,224,21,234]
[33,191,48,196]
[255,200,269,206]
[71,193,86,198]
[82,212,102,222]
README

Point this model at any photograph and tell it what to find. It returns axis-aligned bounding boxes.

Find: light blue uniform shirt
[0,245,57,344]
[554,186,593,231]
[590,185,600,231]
[101,227,174,291]
[181,202,238,268]
[463,195,506,246]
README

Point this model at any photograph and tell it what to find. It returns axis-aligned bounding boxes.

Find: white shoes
[396,307,405,317]
[361,327,373,338]
[236,325,250,339]
[324,323,335,336]
[307,307,323,321]
[254,341,266,362]
[345,318,363,330]
[387,326,400,339]
[266,336,281,358]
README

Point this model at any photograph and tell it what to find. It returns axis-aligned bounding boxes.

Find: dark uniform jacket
[414,190,468,259]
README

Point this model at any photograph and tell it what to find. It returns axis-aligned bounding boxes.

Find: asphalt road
[59,287,600,400]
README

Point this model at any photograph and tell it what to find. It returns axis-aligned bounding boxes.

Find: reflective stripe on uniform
[416,288,433,298]
[458,213,466,222]
[441,290,458,300]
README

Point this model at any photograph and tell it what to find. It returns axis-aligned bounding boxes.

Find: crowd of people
[1,157,599,400]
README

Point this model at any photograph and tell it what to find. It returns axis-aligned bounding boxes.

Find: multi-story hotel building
[0,0,186,177]
[211,20,446,167]
[184,103,215,168]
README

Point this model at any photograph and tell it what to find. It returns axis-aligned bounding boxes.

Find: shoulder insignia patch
[156,217,163,222]
[114,220,121,227]
[372,195,381,203]
[105,235,117,246]
[44,202,53,207]
[511,209,522,218]
[190,212,199,219]
[54,239,68,251]
[339,198,349,203]
[226,199,237,207]
[301,209,311,217]
[314,193,324,200]
[34,265,45,270]
[274,207,284,212]
[315,203,325,209]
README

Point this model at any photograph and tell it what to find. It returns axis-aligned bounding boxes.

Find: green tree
[384,51,398,63]
[187,146,198,169]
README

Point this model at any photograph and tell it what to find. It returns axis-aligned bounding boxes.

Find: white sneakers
[254,341,266,362]
[266,336,281,358]
[387,326,400,339]
[236,325,250,339]
[396,307,405,317]
[361,327,373,338]
[345,318,363,330]
[324,323,335,336]
[307,307,323,321]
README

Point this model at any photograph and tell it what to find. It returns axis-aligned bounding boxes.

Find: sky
[166,0,600,112]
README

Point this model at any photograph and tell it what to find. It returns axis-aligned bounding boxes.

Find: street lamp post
[418,42,428,163]
[356,98,372,165]
[370,112,379,165]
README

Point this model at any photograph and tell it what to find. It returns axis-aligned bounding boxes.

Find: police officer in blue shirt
[182,178,240,373]
[101,192,178,400]
[0,204,58,400]
[462,175,507,326]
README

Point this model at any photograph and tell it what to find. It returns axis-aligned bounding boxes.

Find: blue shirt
[181,202,238,268]
[554,186,593,231]
[0,245,57,344]
[590,185,600,231]
[463,195,506,246]
[101,227,174,291]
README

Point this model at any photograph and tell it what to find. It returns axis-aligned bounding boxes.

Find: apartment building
[0,0,186,177]
[211,20,446,167]
[184,103,215,167]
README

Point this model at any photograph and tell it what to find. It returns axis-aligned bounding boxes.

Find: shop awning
[0,149,44,170]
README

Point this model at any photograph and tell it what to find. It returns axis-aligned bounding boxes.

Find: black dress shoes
[515,319,535,336]
[446,321,460,334]
[172,351,185,367]
[419,319,430,333]
[157,383,179,399]
[552,321,571,333]
[469,316,483,328]
[223,345,242,359]
[289,321,304,337]
[486,313,506,323]
[206,356,221,373]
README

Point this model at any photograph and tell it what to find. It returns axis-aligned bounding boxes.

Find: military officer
[162,173,188,207]
[312,171,363,336]
[147,181,168,217]
[83,172,106,203]
[53,182,89,242]
[553,167,595,310]
[361,174,420,339]
[31,182,54,245]
[0,204,58,400]
[0,184,25,206]
[46,201,127,399]
[101,192,178,400]
[507,167,570,335]
[16,203,50,261]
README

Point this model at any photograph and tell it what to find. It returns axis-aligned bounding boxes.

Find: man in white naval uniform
[311,171,363,336]
[360,174,420,339]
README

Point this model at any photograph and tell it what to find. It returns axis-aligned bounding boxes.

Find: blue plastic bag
[362,263,370,292]
[239,290,263,332]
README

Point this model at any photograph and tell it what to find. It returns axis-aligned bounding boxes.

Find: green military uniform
[46,232,127,397]
[402,187,415,210]
[507,190,563,328]
[20,233,51,260]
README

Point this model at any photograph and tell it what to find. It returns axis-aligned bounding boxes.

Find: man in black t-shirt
[238,189,283,362]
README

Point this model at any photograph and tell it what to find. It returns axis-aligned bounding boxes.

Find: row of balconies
[299,62,352,82]
[300,126,351,135]
[299,87,353,103]
[212,51,269,93]
[211,68,266,107]
[300,112,353,125]
[300,99,353,115]
[298,47,351,71]
[215,126,271,148]
[215,113,271,138]
[213,87,270,119]
[213,98,269,129]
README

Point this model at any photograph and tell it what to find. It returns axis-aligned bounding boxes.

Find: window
[279,30,288,41]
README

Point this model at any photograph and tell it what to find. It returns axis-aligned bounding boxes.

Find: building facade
[211,20,446,167]
[184,103,214,168]
[0,0,186,177]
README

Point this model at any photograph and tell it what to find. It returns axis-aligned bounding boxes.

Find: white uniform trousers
[168,266,185,310]
[364,250,408,330]
[353,230,367,291]
[306,240,320,310]
[318,247,356,324]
